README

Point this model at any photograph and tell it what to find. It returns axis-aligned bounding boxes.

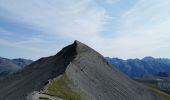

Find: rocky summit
[0,40,160,100]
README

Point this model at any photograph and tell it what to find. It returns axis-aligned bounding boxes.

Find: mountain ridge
[106,57,170,78]
[0,40,160,100]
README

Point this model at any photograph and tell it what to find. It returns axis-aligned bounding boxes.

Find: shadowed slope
[0,41,77,100]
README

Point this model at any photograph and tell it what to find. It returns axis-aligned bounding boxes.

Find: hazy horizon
[1,0,170,60]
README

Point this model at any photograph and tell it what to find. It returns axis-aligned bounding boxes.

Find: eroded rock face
[0,40,160,100]
[65,41,160,100]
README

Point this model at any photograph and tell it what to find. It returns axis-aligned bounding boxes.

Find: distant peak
[142,56,155,61]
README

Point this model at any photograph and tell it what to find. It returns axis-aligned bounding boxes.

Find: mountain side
[106,57,170,78]
[0,57,33,76]
[0,41,160,100]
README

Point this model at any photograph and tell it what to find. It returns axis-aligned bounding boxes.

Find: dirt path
[27,91,62,100]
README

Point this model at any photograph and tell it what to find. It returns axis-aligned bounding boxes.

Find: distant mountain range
[2,55,170,79]
[106,57,170,78]
[0,57,33,76]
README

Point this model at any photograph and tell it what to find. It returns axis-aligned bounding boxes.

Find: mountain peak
[142,56,155,61]
[73,40,80,44]
[74,40,91,53]
[73,40,85,46]
[55,40,90,61]
[0,41,160,100]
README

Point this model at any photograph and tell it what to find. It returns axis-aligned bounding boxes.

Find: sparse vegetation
[143,83,170,100]
[45,75,81,100]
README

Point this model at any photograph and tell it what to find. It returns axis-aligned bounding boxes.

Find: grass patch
[45,75,81,100]
[142,83,170,100]
[39,96,50,100]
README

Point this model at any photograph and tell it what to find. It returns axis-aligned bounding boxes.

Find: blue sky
[0,0,170,60]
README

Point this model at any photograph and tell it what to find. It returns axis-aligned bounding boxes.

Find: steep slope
[0,41,77,100]
[0,57,33,76]
[106,57,170,78]
[0,41,160,100]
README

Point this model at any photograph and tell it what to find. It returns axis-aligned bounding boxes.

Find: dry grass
[45,75,81,100]
[143,83,170,100]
